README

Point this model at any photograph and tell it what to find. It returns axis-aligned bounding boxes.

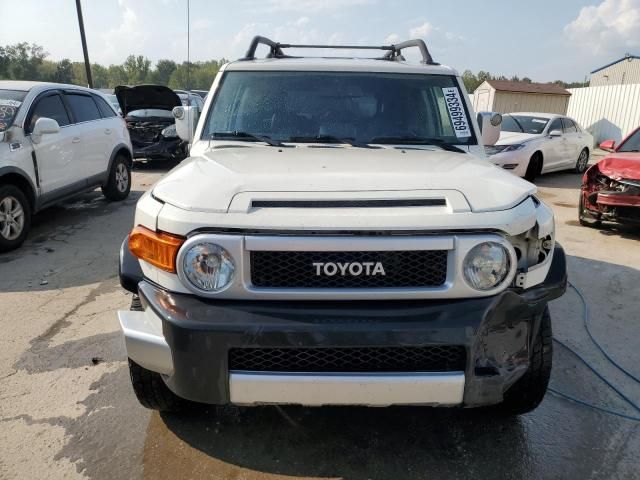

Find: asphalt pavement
[1,159,639,480]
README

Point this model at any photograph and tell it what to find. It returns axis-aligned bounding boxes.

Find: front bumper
[581,188,640,224]
[489,149,530,177]
[132,137,186,161]
[118,245,567,407]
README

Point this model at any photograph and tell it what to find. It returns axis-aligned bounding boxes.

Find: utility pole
[75,0,93,88]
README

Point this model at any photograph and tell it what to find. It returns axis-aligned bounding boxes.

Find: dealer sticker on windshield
[0,100,22,107]
[442,87,471,138]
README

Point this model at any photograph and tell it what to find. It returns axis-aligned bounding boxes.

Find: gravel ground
[1,157,639,480]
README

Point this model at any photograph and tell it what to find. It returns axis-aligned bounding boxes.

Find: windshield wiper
[510,116,525,133]
[211,131,285,147]
[288,135,378,149]
[369,136,466,154]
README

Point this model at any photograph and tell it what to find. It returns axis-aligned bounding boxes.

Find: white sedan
[485,112,594,181]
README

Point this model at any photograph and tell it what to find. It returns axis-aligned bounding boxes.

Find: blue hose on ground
[568,283,640,384]
[548,282,640,421]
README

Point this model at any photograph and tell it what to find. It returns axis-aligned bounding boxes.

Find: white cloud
[232,18,343,52]
[100,0,148,64]
[266,0,374,13]
[409,22,433,38]
[564,0,640,56]
[192,19,213,31]
[385,33,400,43]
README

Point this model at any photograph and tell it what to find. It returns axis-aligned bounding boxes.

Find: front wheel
[574,148,590,173]
[499,306,552,414]
[0,184,31,253]
[578,192,602,228]
[524,153,542,182]
[127,296,187,412]
[102,154,131,201]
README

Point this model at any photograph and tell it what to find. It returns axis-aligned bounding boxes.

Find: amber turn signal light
[128,226,185,273]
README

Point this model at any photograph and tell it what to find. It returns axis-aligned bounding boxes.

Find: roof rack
[241,35,438,65]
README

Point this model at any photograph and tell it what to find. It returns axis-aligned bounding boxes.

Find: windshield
[501,115,549,135]
[202,71,476,145]
[0,89,27,132]
[618,129,640,152]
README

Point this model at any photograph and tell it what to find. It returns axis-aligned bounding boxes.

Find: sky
[1,0,639,82]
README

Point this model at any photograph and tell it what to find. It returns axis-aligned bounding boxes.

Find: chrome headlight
[463,242,510,291]
[485,144,526,155]
[161,124,177,138]
[181,243,235,292]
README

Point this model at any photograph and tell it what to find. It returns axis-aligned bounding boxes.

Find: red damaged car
[579,127,640,227]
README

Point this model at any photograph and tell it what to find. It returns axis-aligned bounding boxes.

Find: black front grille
[251,199,446,208]
[250,250,447,288]
[617,207,640,221]
[229,346,466,373]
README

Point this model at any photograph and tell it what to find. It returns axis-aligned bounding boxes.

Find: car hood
[114,85,181,116]
[495,131,540,145]
[152,146,536,213]
[596,152,640,181]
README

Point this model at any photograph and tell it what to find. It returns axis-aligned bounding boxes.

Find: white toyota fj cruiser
[118,37,566,414]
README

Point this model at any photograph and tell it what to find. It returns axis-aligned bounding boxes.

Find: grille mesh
[229,346,466,373]
[250,250,447,288]
[617,207,640,221]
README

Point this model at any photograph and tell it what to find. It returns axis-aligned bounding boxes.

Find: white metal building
[589,55,640,87]
[471,80,571,115]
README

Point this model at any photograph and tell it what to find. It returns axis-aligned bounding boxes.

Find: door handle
[72,137,81,143]
[104,129,112,135]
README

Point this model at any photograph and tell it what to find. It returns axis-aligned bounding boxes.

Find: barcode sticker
[0,100,22,107]
[442,87,471,138]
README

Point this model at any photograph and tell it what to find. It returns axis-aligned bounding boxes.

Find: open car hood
[596,153,640,181]
[115,85,181,116]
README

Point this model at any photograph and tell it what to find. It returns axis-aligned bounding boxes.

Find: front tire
[128,359,187,412]
[574,148,589,173]
[578,192,602,228]
[0,185,31,253]
[524,152,542,182]
[127,296,186,412]
[499,306,552,414]
[102,154,131,201]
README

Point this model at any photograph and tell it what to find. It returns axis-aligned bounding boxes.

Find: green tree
[167,62,192,90]
[52,59,74,84]
[107,65,127,88]
[1,43,47,80]
[92,63,109,88]
[461,70,479,93]
[123,55,151,84]
[150,59,177,85]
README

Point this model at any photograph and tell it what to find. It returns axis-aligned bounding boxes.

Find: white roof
[505,112,559,119]
[225,57,458,75]
[0,80,95,94]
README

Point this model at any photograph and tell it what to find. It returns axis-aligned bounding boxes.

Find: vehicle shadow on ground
[144,253,640,480]
[149,406,532,479]
[133,158,180,174]
[534,171,583,190]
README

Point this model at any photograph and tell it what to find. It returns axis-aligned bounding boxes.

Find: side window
[548,118,563,133]
[562,118,577,133]
[93,95,117,118]
[65,93,101,123]
[29,94,70,131]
